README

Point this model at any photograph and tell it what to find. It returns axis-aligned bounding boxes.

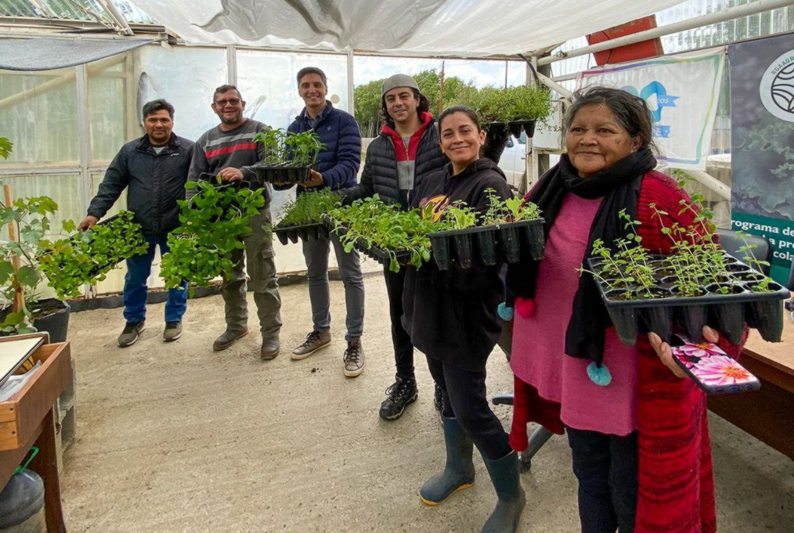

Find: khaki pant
[222,211,282,338]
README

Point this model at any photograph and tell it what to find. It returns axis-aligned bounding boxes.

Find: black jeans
[426,356,511,460]
[566,427,638,533]
[384,266,414,378]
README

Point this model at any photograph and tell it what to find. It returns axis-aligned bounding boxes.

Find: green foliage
[277,190,340,227]
[160,181,265,289]
[473,84,552,123]
[482,188,541,224]
[328,196,437,272]
[0,185,59,333]
[439,203,477,230]
[253,129,324,166]
[0,137,12,160]
[353,69,480,137]
[39,211,149,300]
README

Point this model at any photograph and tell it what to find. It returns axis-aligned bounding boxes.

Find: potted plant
[326,196,435,272]
[251,129,324,184]
[474,85,552,139]
[0,183,68,341]
[160,180,265,290]
[273,189,339,245]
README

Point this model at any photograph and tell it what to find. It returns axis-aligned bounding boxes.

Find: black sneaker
[379,376,418,421]
[118,321,145,347]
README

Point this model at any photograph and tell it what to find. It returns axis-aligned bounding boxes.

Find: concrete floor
[61,268,794,532]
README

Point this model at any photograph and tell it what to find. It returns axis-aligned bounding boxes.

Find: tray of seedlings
[273,189,339,245]
[584,211,789,346]
[428,190,545,271]
[251,129,323,185]
[38,211,149,299]
[325,196,435,273]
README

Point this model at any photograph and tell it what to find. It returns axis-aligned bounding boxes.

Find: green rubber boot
[481,451,526,533]
[419,416,475,505]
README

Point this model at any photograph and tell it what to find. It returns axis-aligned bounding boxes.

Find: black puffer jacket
[88,134,194,236]
[343,119,447,209]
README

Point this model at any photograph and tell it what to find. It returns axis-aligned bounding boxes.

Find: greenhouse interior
[0,0,792,532]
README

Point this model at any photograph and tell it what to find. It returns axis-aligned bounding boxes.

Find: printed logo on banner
[623,82,680,138]
[759,48,794,122]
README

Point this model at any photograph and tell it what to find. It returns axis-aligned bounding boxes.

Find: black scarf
[505,148,656,364]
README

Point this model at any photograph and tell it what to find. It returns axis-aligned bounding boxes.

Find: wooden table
[708,307,794,459]
[0,339,71,532]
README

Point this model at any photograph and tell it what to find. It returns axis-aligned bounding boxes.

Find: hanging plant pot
[485,122,508,138]
[251,164,313,185]
[508,120,536,139]
[273,221,328,245]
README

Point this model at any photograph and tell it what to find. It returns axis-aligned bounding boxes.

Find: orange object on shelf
[586,16,664,66]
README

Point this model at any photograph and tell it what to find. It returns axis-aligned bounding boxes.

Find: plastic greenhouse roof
[124,0,685,57]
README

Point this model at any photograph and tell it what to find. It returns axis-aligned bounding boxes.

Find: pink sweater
[509,193,638,436]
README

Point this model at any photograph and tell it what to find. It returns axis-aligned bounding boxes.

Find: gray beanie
[381,74,420,97]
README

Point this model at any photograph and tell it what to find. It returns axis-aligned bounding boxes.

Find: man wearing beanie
[342,73,447,420]
[285,66,366,379]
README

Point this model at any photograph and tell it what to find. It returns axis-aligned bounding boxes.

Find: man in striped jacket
[188,85,282,360]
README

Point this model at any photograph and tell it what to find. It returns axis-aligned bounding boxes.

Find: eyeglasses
[214,98,241,106]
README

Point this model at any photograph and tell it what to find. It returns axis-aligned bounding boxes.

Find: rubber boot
[481,451,526,533]
[419,416,476,505]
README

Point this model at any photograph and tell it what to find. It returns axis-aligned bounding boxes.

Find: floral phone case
[670,336,760,395]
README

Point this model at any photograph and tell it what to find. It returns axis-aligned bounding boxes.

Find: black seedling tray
[329,222,412,268]
[588,255,790,346]
[273,221,329,245]
[429,218,545,271]
[251,164,312,184]
[360,242,412,268]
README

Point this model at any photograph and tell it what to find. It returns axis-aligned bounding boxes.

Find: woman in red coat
[507,86,744,533]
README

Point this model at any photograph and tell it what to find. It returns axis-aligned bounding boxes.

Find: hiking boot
[163,321,182,342]
[260,336,280,361]
[291,330,331,360]
[379,375,418,420]
[212,328,248,352]
[343,337,364,378]
[118,321,145,348]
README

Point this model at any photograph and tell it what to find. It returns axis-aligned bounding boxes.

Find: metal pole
[537,0,792,66]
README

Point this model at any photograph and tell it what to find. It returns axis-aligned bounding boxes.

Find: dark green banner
[729,33,794,285]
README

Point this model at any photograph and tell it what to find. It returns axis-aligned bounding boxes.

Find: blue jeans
[302,233,364,341]
[123,233,187,324]
[566,427,638,533]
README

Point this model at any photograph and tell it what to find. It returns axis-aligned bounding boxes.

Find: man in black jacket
[79,99,194,347]
[345,74,447,419]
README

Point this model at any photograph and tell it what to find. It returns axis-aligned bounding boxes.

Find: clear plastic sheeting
[0,38,150,71]
[128,0,683,57]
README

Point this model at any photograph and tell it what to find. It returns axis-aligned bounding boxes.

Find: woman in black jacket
[402,106,525,533]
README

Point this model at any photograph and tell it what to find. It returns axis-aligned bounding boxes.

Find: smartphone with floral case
[670,336,760,395]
